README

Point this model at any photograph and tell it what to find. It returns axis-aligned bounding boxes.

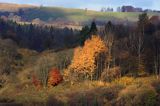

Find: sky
[0,0,160,11]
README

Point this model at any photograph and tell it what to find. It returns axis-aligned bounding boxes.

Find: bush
[134,88,157,106]
[101,67,121,82]
[0,97,14,103]
[151,79,160,106]
[113,77,135,86]
[67,92,106,106]
[67,84,123,106]
[46,95,64,106]
[48,68,63,87]
[151,79,160,93]
[117,85,157,106]
[0,75,9,88]
[32,74,41,89]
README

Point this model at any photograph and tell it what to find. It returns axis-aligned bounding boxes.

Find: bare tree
[104,32,114,72]
[35,55,54,87]
[128,32,145,75]
[152,31,160,78]
[0,39,18,74]
[100,28,115,80]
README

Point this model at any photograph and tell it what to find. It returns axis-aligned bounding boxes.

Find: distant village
[100,5,160,13]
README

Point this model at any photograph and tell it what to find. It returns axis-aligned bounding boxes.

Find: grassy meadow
[23,7,160,23]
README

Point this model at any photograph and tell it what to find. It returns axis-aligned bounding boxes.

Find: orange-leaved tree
[48,68,63,87]
[65,35,108,81]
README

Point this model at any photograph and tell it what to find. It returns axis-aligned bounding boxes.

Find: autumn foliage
[65,35,107,80]
[32,68,63,88]
[48,68,63,87]
[32,74,41,89]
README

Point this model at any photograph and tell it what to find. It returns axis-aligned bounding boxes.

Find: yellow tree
[65,35,107,81]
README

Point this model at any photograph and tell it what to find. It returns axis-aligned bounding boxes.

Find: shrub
[101,67,121,82]
[48,68,63,87]
[134,88,157,106]
[113,77,135,86]
[117,85,157,106]
[0,75,9,88]
[67,92,106,106]
[63,69,81,84]
[151,79,160,93]
[95,85,124,106]
[0,97,14,103]
[67,84,123,106]
[46,95,64,106]
[32,74,41,89]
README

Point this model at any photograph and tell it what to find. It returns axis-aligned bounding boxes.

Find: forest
[0,12,160,106]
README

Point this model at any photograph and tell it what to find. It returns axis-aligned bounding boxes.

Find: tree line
[0,19,80,51]
[80,13,160,77]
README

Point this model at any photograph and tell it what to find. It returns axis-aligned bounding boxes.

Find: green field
[23,6,160,23]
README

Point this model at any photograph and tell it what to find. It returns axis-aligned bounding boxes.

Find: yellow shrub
[113,77,135,86]
[90,81,110,87]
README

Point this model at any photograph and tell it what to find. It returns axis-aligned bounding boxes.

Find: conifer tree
[89,21,98,35]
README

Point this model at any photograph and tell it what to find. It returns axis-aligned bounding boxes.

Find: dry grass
[113,77,135,86]
[1,74,160,105]
[117,84,157,106]
[0,3,35,12]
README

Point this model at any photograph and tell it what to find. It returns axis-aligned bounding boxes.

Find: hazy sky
[0,0,160,11]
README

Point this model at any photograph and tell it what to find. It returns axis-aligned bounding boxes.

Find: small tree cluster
[65,35,107,81]
[33,55,63,87]
[35,55,52,87]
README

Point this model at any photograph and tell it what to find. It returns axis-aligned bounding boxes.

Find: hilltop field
[0,3,160,25]
[22,7,160,22]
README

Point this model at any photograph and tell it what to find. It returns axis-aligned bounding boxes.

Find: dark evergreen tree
[105,21,114,33]
[79,25,90,46]
[138,12,149,33]
[89,21,98,35]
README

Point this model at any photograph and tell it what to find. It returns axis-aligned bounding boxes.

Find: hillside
[20,6,160,25]
[0,3,160,26]
[0,3,35,12]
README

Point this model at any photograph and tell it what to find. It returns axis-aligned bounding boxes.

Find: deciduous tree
[65,35,107,81]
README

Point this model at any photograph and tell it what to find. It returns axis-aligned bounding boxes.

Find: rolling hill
[22,6,160,23]
[0,3,35,12]
[0,3,160,27]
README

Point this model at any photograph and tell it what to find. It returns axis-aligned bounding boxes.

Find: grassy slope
[0,3,160,23]
[23,6,160,23]
[0,3,35,12]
